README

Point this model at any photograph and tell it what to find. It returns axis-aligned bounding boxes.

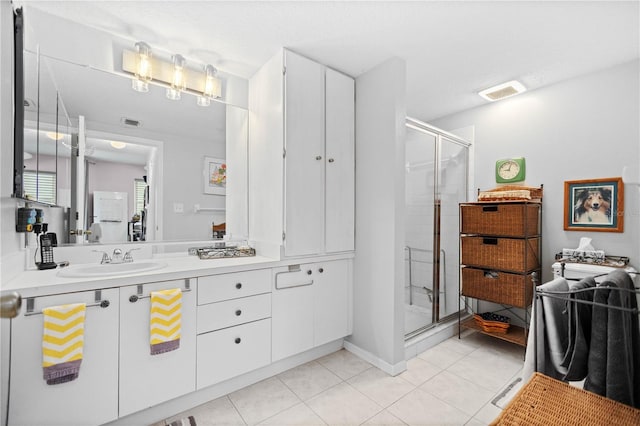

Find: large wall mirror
[15,5,248,246]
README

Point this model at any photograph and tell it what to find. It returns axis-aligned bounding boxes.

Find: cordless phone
[37,234,57,270]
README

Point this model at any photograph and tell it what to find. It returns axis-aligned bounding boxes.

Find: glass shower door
[404,127,437,334]
[437,136,469,320]
[404,119,469,338]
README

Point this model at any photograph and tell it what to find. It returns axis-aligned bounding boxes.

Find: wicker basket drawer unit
[461,267,534,308]
[461,236,540,273]
[460,203,540,237]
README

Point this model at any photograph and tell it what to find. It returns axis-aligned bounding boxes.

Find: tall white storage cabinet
[249,49,355,258]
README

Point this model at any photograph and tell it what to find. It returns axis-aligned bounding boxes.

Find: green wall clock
[495,157,526,183]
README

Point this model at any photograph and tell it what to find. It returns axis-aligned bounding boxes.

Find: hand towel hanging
[42,303,86,385]
[150,288,182,355]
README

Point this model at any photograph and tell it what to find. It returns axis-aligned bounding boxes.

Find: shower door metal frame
[405,118,471,337]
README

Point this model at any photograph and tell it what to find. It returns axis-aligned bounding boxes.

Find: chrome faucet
[123,248,140,263]
[111,248,124,263]
[93,250,111,264]
[93,248,139,264]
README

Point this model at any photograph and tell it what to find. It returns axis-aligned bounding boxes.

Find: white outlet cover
[173,203,184,213]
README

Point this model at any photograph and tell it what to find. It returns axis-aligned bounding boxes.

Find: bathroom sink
[57,261,168,278]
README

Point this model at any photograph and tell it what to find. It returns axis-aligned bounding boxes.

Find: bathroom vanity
[3,252,353,425]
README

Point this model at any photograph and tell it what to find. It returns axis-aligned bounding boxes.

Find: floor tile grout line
[226,394,250,426]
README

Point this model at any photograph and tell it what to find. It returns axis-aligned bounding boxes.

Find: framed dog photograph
[564,177,624,232]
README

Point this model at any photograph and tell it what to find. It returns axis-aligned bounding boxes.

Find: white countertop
[2,255,277,298]
[2,251,355,298]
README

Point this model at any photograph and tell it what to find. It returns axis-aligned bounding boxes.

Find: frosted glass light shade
[133,42,152,93]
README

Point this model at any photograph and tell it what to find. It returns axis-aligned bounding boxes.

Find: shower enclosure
[404,118,470,339]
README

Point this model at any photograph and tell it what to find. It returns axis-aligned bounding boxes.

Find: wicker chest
[459,200,542,346]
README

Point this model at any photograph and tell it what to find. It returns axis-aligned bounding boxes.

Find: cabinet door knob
[235,338,241,344]
[235,309,242,316]
[235,283,242,289]
[315,155,322,160]
[318,268,324,273]
[307,270,312,275]
[328,158,335,163]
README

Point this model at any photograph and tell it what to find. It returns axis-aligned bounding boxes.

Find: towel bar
[128,279,192,303]
[24,299,110,316]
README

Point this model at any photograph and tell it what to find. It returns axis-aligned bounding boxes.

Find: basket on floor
[491,372,640,425]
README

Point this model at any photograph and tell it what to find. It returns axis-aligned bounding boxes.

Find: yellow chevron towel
[150,288,182,355]
[42,303,86,385]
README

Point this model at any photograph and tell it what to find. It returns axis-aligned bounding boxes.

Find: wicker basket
[497,185,543,200]
[461,267,535,308]
[491,373,640,426]
[461,236,540,273]
[473,314,510,334]
[461,203,541,237]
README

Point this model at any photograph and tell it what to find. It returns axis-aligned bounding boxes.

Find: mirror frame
[13,7,24,199]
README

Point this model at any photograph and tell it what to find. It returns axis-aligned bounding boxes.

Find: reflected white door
[94,191,128,242]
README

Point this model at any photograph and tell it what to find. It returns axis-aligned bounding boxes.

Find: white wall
[350,57,406,374]
[433,60,640,283]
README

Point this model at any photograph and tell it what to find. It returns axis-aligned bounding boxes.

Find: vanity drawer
[196,318,271,389]
[198,269,271,304]
[197,293,271,334]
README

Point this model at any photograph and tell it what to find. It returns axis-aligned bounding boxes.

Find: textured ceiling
[18,0,640,122]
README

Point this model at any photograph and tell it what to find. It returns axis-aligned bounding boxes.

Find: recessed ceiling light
[45,132,64,140]
[110,141,127,149]
[478,80,526,102]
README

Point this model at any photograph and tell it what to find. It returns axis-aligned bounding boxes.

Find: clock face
[495,157,526,183]
[498,161,520,179]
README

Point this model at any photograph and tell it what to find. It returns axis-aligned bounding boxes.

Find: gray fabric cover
[584,270,640,408]
[522,277,570,380]
[561,276,596,381]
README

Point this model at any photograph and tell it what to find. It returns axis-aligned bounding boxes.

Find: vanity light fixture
[478,80,526,102]
[122,43,222,103]
[166,54,187,100]
[197,65,218,107]
[110,141,127,149]
[132,42,152,93]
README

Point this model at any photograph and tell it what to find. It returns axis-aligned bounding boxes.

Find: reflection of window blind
[134,179,146,215]
[24,171,56,205]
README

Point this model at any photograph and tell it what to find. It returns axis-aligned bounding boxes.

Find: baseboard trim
[343,340,406,376]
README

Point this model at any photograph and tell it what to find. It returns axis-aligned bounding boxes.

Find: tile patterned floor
[161,330,524,426]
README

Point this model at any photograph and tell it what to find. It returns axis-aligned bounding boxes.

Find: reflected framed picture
[203,156,226,195]
[563,177,624,232]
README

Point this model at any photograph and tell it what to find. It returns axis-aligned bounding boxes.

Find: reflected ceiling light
[110,141,127,149]
[197,65,219,107]
[478,80,526,102]
[166,54,186,100]
[132,41,153,93]
[24,152,33,160]
[45,131,64,140]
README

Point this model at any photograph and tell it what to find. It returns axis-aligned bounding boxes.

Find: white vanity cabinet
[196,269,272,389]
[249,49,355,258]
[8,289,119,426]
[118,278,197,417]
[272,259,352,361]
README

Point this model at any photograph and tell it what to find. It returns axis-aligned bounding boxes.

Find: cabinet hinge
[283,66,286,75]
[283,148,286,158]
[282,232,285,241]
